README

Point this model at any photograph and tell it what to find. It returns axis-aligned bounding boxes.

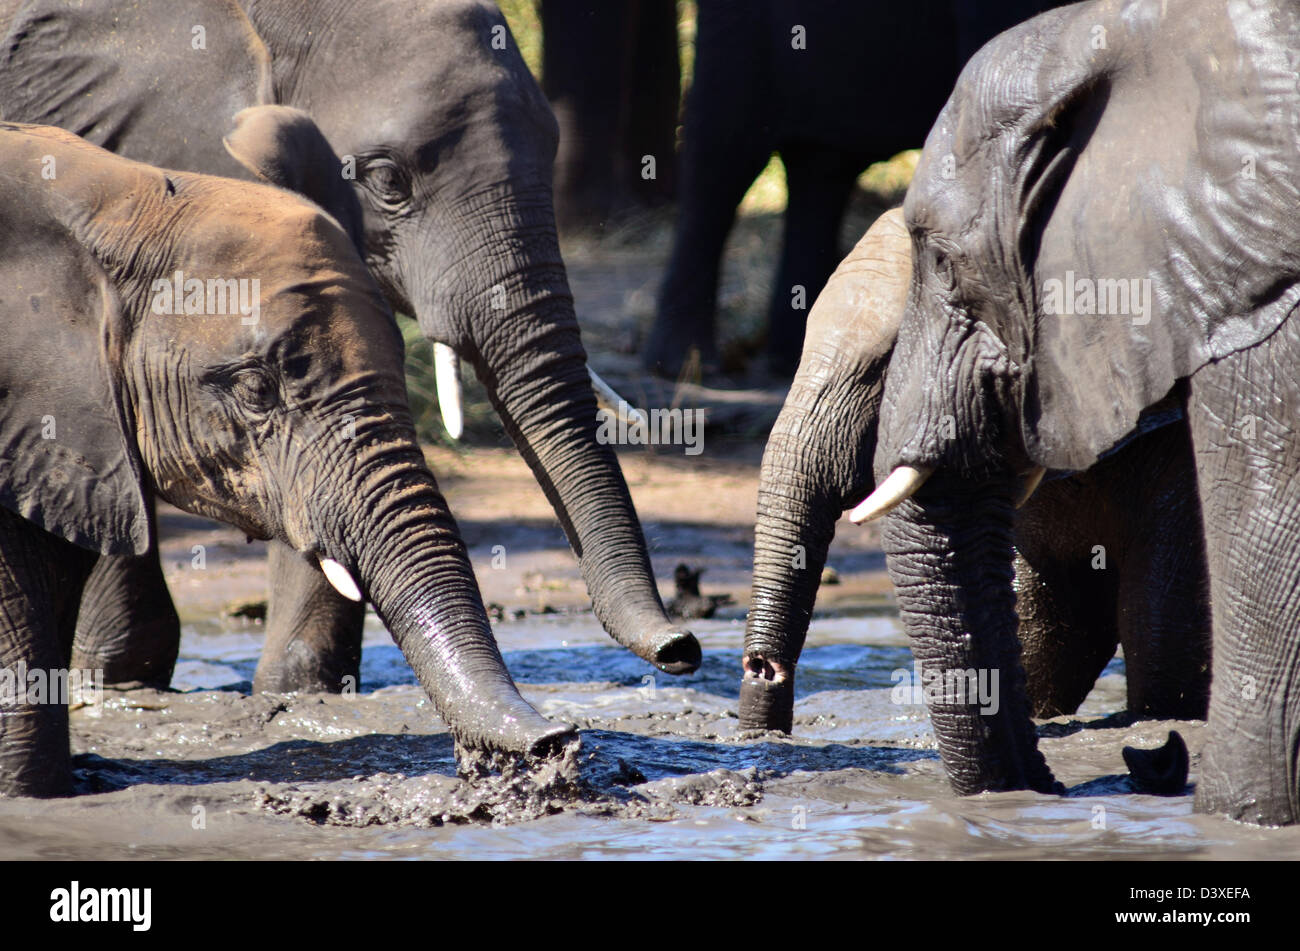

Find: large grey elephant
[0,121,573,797]
[0,0,701,692]
[739,210,1211,738]
[853,0,1300,825]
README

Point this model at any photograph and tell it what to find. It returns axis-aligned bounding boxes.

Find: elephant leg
[541,0,629,231]
[1115,424,1211,719]
[252,539,365,694]
[765,145,866,376]
[1013,549,1119,718]
[1188,319,1300,825]
[645,3,772,377]
[1011,474,1122,717]
[72,544,180,689]
[0,509,98,797]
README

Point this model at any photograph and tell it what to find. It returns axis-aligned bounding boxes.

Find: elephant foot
[739,655,794,733]
[1123,730,1189,796]
[251,634,362,694]
[0,706,73,798]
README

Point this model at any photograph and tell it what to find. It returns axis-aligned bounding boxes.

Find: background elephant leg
[765,146,867,376]
[1188,320,1300,825]
[646,3,771,376]
[1115,424,1211,719]
[253,539,365,694]
[542,0,679,230]
[72,545,179,689]
[1013,549,1119,718]
[0,509,97,796]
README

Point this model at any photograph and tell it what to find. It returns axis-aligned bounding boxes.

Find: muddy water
[2,611,1296,860]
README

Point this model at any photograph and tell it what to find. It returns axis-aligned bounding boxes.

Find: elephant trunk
[334,429,573,756]
[446,190,700,674]
[742,341,879,730]
[740,207,911,730]
[879,474,1057,795]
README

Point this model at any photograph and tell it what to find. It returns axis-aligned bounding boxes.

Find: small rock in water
[227,599,267,622]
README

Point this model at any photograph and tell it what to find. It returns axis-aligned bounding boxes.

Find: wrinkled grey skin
[0,122,572,796]
[0,0,700,692]
[874,0,1300,824]
[740,210,1210,734]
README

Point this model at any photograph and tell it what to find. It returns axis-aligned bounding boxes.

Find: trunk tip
[651,630,702,675]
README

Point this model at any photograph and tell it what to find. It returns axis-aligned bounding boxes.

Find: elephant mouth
[652,630,703,675]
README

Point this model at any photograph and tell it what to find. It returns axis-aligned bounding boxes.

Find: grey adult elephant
[740,210,1211,744]
[852,0,1300,825]
[0,0,701,692]
[0,121,574,796]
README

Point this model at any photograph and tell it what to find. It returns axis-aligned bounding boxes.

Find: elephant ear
[925,2,1300,471]
[223,106,368,255]
[0,0,274,177]
[0,167,148,555]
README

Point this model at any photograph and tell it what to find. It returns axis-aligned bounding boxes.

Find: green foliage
[397,315,502,447]
[495,0,542,77]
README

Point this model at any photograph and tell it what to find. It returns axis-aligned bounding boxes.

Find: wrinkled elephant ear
[939,3,1300,471]
[0,223,148,555]
[223,105,368,254]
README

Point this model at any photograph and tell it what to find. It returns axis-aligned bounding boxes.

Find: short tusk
[1015,466,1047,509]
[589,366,647,428]
[319,556,363,602]
[433,342,463,440]
[849,465,934,524]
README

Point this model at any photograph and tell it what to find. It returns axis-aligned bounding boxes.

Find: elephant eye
[361,158,410,209]
[231,367,279,412]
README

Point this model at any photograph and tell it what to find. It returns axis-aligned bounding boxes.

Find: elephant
[739,209,1211,737]
[0,120,574,797]
[0,0,702,694]
[641,0,1069,379]
[851,0,1300,825]
[540,0,680,232]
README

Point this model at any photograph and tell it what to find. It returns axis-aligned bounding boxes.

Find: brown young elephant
[740,210,1211,761]
[0,0,701,695]
[0,122,572,797]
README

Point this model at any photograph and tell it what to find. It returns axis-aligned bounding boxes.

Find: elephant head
[853,0,1300,805]
[0,121,573,758]
[0,0,700,674]
[740,208,910,731]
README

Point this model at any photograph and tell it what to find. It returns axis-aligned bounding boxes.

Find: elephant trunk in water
[435,187,700,674]
[329,410,573,755]
[741,209,910,729]
[878,479,1057,794]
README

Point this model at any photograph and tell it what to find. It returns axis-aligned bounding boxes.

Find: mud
[3,611,1299,860]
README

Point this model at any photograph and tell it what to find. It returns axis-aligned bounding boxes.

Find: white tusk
[319,556,363,602]
[588,366,646,428]
[1015,466,1047,509]
[849,466,934,524]
[433,342,463,440]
